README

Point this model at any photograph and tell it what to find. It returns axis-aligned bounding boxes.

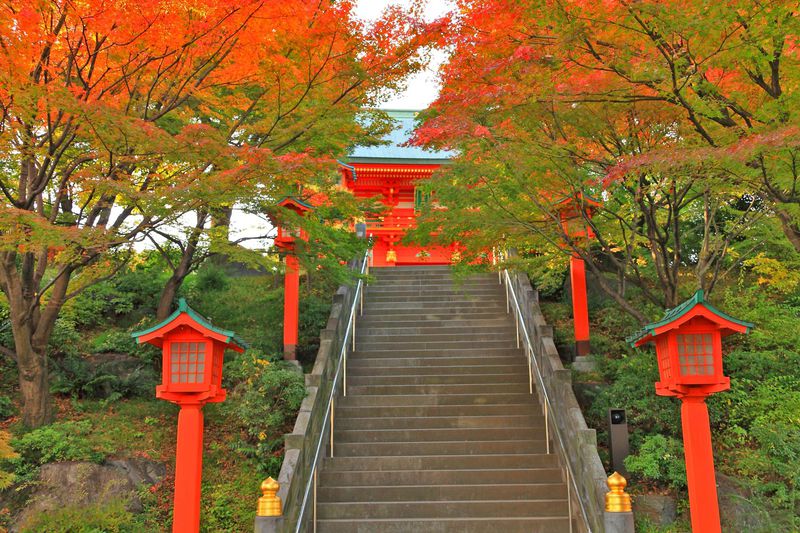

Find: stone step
[346,383,530,396]
[334,439,548,456]
[346,364,526,376]
[319,468,563,487]
[316,517,571,533]
[323,453,559,471]
[317,499,569,519]
[366,282,501,292]
[359,311,510,322]
[346,355,524,368]
[366,291,503,303]
[346,373,527,386]
[335,404,538,418]
[356,332,515,344]
[317,483,568,502]
[365,301,506,310]
[334,427,542,443]
[313,265,571,530]
[336,414,543,430]
[356,325,515,336]
[356,318,512,329]
[338,393,535,407]
[352,347,523,358]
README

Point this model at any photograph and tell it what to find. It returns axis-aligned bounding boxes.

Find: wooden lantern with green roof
[132,298,247,532]
[628,291,753,533]
[132,298,247,404]
[628,289,753,398]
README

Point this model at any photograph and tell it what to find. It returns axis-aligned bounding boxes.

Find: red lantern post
[557,193,600,358]
[628,291,753,533]
[272,197,313,361]
[132,300,246,533]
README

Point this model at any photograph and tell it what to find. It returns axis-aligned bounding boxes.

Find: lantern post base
[283,344,297,361]
[173,402,205,533]
[574,340,591,358]
[680,395,721,533]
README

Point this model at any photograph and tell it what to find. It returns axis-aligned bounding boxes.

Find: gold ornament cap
[605,471,632,513]
[256,477,282,517]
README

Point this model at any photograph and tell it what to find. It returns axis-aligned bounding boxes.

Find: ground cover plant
[0,257,335,531]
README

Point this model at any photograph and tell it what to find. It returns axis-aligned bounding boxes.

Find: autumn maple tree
[413,0,798,317]
[0,0,442,427]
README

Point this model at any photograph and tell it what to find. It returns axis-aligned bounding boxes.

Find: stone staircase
[315,266,574,532]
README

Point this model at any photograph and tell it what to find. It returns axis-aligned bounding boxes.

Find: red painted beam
[570,255,591,356]
[283,254,300,360]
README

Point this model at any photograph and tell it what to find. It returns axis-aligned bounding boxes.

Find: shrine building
[339,110,455,267]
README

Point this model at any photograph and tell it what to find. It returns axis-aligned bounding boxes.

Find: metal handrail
[502,268,593,533]
[294,249,370,533]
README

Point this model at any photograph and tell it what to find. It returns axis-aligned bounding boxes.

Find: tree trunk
[17,342,53,427]
[154,211,207,320]
[8,303,57,428]
[156,275,183,320]
[776,209,800,253]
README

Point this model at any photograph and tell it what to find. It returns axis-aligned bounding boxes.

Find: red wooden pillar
[283,253,300,360]
[570,254,591,357]
[681,395,722,533]
[173,402,204,532]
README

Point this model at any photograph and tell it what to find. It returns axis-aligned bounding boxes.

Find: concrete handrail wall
[505,268,632,533]
[255,255,366,533]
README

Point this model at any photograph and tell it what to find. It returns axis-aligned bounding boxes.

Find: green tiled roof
[348,109,455,163]
[131,298,248,349]
[627,290,754,346]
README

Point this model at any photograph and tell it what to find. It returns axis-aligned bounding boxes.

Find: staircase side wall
[270,260,362,533]
[507,270,610,533]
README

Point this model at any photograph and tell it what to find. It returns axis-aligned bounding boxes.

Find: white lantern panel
[170,342,208,384]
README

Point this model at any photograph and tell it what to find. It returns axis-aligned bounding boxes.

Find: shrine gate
[339,109,455,267]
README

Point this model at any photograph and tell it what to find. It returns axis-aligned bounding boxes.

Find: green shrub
[193,264,230,293]
[20,499,144,533]
[91,330,139,355]
[0,396,14,419]
[589,352,681,445]
[224,351,306,476]
[9,420,104,481]
[50,355,158,400]
[625,434,687,492]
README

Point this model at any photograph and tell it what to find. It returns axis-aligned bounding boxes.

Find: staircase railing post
[545,402,550,454]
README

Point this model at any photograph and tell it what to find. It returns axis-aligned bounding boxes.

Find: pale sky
[355,0,454,109]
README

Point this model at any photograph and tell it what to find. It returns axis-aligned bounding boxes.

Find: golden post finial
[605,472,632,513]
[256,477,282,517]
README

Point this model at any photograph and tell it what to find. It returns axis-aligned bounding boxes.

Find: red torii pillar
[569,254,591,357]
[272,196,313,361]
[283,250,300,361]
[557,193,600,358]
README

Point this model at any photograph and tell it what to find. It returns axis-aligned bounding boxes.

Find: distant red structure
[272,197,313,360]
[340,110,455,267]
[133,300,246,533]
[629,291,753,533]
[557,193,601,358]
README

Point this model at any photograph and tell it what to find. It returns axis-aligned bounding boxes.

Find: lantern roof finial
[627,289,753,347]
[131,298,248,351]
